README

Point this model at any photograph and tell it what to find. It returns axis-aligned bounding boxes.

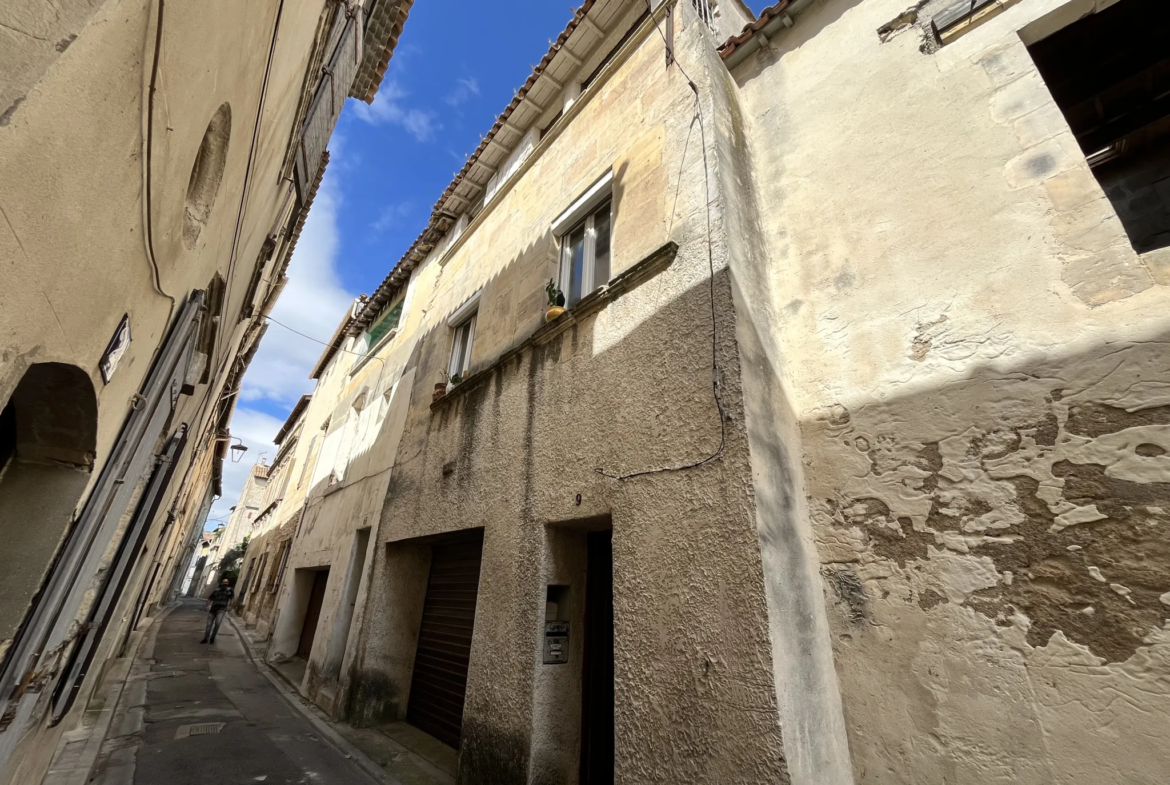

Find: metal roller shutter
[406,536,483,749]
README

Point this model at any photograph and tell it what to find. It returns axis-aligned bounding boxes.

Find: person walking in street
[201,578,234,644]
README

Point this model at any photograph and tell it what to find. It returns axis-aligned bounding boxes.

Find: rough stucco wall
[0,0,101,125]
[700,10,853,784]
[731,0,1170,781]
[348,12,788,784]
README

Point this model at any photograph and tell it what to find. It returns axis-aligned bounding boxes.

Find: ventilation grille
[175,722,225,739]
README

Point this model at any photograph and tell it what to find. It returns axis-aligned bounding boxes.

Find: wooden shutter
[407,536,484,749]
[295,11,364,200]
[366,298,403,350]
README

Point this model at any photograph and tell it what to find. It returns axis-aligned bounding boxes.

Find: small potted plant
[433,374,448,402]
[445,372,463,394]
[545,279,566,322]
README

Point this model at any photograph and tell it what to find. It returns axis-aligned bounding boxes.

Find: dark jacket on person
[207,585,234,611]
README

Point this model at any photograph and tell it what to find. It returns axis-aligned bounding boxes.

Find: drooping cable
[143,0,176,321]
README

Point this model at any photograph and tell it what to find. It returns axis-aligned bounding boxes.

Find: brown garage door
[406,535,484,749]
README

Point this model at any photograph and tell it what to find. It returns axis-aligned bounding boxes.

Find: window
[560,200,612,306]
[1026,0,1170,253]
[553,171,613,306]
[449,313,476,379]
[358,292,405,357]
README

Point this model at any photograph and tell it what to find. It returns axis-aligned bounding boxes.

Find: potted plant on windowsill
[433,376,448,403]
[445,373,463,394]
[545,279,566,322]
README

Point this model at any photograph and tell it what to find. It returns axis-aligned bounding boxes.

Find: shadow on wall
[344,248,786,784]
[807,331,1170,666]
[0,363,97,650]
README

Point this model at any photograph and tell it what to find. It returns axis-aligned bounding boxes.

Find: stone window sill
[431,241,679,412]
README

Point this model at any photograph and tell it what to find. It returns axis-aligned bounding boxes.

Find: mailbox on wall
[543,620,569,664]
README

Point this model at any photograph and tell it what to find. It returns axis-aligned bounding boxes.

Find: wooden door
[406,536,484,749]
[297,569,329,660]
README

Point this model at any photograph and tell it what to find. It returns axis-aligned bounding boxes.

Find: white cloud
[207,408,284,526]
[211,166,356,525]
[351,80,440,142]
[239,174,355,408]
[444,77,480,107]
[370,201,413,234]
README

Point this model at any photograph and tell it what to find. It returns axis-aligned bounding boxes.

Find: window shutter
[366,299,403,350]
[294,12,364,200]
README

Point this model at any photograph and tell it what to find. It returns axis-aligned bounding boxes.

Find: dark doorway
[1027,0,1170,253]
[406,532,484,749]
[579,529,614,785]
[297,569,330,660]
[0,363,97,646]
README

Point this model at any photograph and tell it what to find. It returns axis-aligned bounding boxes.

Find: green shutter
[365,299,403,352]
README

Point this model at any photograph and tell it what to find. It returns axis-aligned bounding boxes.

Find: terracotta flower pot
[432,382,447,402]
[545,306,566,323]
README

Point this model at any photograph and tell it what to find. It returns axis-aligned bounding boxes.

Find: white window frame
[552,170,613,306]
[448,312,476,379]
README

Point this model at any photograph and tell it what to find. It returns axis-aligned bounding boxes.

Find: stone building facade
[237,395,312,638]
[0,0,413,781]
[721,0,1170,782]
[257,1,1170,783]
[196,462,269,599]
[179,0,1165,783]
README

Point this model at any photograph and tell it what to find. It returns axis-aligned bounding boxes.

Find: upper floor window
[1026,0,1170,254]
[357,291,405,358]
[449,313,476,380]
[553,171,613,306]
[561,200,612,306]
[447,293,480,381]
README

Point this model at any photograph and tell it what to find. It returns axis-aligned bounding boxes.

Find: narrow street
[92,600,381,785]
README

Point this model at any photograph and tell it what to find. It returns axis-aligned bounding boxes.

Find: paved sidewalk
[231,621,454,785]
[89,599,383,785]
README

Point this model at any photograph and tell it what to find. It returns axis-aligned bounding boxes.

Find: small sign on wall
[100,314,131,384]
[543,621,569,664]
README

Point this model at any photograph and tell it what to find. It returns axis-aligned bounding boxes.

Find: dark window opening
[0,399,15,472]
[195,274,225,384]
[579,529,614,785]
[1028,0,1170,253]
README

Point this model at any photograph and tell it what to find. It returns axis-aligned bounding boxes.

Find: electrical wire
[594,2,726,481]
[143,0,176,321]
[263,313,390,409]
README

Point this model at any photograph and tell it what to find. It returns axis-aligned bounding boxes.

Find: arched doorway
[0,363,97,646]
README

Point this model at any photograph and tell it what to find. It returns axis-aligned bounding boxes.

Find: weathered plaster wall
[240,512,298,638]
[730,0,1170,781]
[347,11,789,784]
[0,0,344,780]
[267,319,418,715]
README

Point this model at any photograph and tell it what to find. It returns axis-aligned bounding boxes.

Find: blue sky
[209,1,766,526]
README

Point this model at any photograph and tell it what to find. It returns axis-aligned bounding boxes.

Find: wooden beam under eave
[580,13,604,37]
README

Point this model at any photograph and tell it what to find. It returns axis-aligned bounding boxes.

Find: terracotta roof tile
[352,0,415,103]
[717,0,790,59]
[351,1,598,330]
